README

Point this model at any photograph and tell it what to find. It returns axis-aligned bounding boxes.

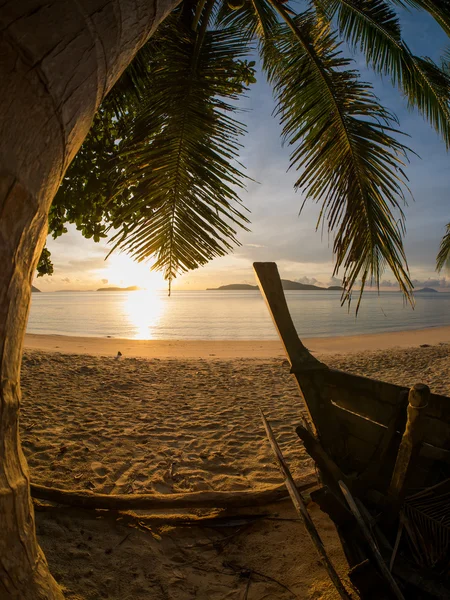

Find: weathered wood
[389,520,404,572]
[388,384,430,503]
[325,369,450,445]
[348,559,393,599]
[311,487,354,526]
[359,392,408,486]
[261,410,353,600]
[30,478,317,510]
[339,481,406,600]
[331,403,450,469]
[253,262,324,372]
[253,262,343,455]
[295,425,349,492]
[393,562,450,599]
[332,404,384,449]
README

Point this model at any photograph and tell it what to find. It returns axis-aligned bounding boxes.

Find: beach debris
[339,481,405,600]
[115,351,122,360]
[29,477,316,510]
[79,365,96,374]
[260,409,352,600]
[420,344,431,348]
[222,561,297,598]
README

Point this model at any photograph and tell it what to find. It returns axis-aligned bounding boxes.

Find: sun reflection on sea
[124,289,164,339]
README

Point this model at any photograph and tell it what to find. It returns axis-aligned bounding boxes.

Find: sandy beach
[24,323,450,358]
[21,330,450,599]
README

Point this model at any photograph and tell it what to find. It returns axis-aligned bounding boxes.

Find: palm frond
[216,0,279,40]
[263,8,412,308]
[394,0,450,37]
[107,17,253,287]
[437,223,450,271]
[316,0,450,147]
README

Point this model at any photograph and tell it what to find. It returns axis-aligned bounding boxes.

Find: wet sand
[24,323,450,358]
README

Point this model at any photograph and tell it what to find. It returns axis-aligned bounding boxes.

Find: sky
[36,5,450,293]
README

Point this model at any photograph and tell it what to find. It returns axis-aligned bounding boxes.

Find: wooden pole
[253,262,342,455]
[339,481,406,600]
[388,384,430,504]
[30,478,316,510]
[260,410,353,600]
[295,424,349,493]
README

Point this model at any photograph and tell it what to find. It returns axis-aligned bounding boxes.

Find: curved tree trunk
[0,1,179,597]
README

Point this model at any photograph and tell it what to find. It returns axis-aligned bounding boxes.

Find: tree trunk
[0,1,179,597]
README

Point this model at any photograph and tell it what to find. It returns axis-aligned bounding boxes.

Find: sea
[26,289,450,341]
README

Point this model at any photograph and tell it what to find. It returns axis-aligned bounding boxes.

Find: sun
[102,254,166,292]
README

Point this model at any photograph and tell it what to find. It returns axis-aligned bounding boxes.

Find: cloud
[295,276,319,285]
[328,276,342,287]
[412,278,449,288]
[377,277,450,289]
[101,279,108,284]
[60,277,71,283]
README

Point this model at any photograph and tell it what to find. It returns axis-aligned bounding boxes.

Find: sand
[24,323,450,358]
[20,334,450,599]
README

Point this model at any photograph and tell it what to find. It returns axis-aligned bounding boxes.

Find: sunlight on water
[27,290,450,340]
[124,290,165,339]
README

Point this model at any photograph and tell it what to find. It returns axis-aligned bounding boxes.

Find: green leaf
[437,222,450,271]
[264,8,413,308]
[318,0,450,147]
[107,16,253,285]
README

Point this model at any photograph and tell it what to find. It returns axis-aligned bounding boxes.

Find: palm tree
[1,1,450,597]
[52,0,450,307]
[0,3,179,598]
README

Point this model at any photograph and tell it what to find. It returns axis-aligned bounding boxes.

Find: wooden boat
[253,262,450,599]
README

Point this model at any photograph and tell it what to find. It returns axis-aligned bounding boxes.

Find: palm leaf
[392,0,450,37]
[437,223,450,271]
[316,0,450,148]
[263,8,413,308]
[108,17,253,288]
[216,0,279,38]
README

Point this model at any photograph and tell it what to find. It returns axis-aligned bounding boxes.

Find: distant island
[31,285,41,293]
[416,287,438,293]
[97,286,141,292]
[208,279,343,291]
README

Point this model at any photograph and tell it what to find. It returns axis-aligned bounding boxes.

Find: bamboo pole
[388,384,430,504]
[260,410,353,600]
[339,481,405,600]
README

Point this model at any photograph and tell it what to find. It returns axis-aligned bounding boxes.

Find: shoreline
[24,324,450,358]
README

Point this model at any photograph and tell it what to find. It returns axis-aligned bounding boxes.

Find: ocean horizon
[26,289,450,341]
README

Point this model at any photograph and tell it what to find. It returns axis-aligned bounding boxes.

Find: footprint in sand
[90,461,108,477]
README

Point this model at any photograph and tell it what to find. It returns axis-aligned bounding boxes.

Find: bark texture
[0,1,178,597]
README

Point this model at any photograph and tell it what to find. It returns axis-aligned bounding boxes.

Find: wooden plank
[295,425,350,492]
[253,262,324,372]
[324,371,403,427]
[332,403,450,477]
[339,481,406,600]
[333,404,385,448]
[253,262,342,455]
[388,384,430,504]
[359,394,408,486]
[325,371,450,449]
[261,411,353,600]
[325,369,450,427]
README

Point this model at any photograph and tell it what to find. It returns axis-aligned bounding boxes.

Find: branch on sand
[30,477,316,510]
